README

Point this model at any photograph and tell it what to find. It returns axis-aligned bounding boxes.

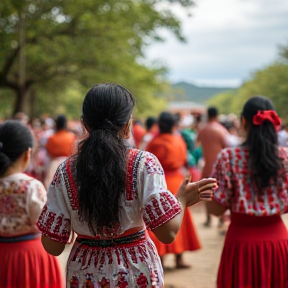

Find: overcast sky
[145,0,288,87]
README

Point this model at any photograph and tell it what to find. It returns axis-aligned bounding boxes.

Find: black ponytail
[76,83,135,235]
[242,96,283,191]
[0,120,33,177]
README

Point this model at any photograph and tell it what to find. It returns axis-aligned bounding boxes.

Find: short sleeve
[211,149,234,208]
[37,162,72,243]
[138,152,182,230]
[26,180,47,227]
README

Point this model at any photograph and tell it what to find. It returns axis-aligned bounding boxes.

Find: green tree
[206,90,239,115]
[208,52,288,123]
[0,0,193,118]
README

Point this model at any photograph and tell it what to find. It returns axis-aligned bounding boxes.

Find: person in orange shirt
[45,115,76,158]
[44,115,76,188]
[146,112,201,269]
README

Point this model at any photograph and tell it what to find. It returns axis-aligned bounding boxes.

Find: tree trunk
[29,89,36,119]
[12,9,27,116]
[13,87,28,116]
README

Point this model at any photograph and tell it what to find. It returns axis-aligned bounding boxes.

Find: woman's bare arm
[206,200,227,216]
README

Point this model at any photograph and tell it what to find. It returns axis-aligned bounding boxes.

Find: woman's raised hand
[176,177,217,207]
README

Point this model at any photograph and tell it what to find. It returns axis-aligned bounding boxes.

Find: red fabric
[253,110,281,131]
[132,123,145,149]
[0,237,64,288]
[189,167,201,182]
[146,133,201,255]
[217,213,288,288]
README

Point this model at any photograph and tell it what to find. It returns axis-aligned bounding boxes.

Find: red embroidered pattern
[143,192,182,230]
[212,147,288,215]
[144,154,164,175]
[125,149,143,201]
[65,158,79,210]
[37,205,71,243]
[136,273,148,288]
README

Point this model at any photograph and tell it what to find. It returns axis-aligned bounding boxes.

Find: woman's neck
[2,156,28,177]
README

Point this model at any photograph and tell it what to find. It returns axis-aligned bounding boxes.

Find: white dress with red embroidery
[37,149,182,288]
[0,173,47,237]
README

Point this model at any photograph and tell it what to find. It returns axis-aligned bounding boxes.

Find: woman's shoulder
[127,148,163,172]
[0,173,45,195]
[0,172,39,184]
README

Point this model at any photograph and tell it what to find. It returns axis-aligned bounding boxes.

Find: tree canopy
[0,0,193,119]
[208,45,288,123]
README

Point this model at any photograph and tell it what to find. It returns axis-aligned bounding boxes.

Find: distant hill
[170,81,236,103]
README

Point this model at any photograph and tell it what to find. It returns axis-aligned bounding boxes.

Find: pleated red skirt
[0,236,64,288]
[217,213,288,288]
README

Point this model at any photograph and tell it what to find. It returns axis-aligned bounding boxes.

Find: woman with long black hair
[37,83,216,288]
[207,96,288,288]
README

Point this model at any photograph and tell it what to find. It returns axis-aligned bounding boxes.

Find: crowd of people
[0,84,288,288]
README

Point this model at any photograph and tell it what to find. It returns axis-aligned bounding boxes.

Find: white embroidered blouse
[0,173,47,237]
[37,149,182,242]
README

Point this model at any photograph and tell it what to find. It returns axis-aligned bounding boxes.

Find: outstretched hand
[176,177,217,207]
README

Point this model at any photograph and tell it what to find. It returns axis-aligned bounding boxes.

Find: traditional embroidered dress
[146,134,201,257]
[37,149,182,288]
[0,173,63,288]
[212,146,288,288]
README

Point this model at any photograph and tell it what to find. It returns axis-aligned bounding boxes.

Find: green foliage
[0,0,192,118]
[206,90,239,114]
[208,55,288,123]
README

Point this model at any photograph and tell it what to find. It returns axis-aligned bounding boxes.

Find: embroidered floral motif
[144,154,164,176]
[136,273,148,288]
[99,277,110,288]
[0,177,45,236]
[116,272,129,288]
[70,275,79,288]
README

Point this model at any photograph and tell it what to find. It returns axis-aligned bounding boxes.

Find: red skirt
[217,213,288,288]
[0,236,64,288]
